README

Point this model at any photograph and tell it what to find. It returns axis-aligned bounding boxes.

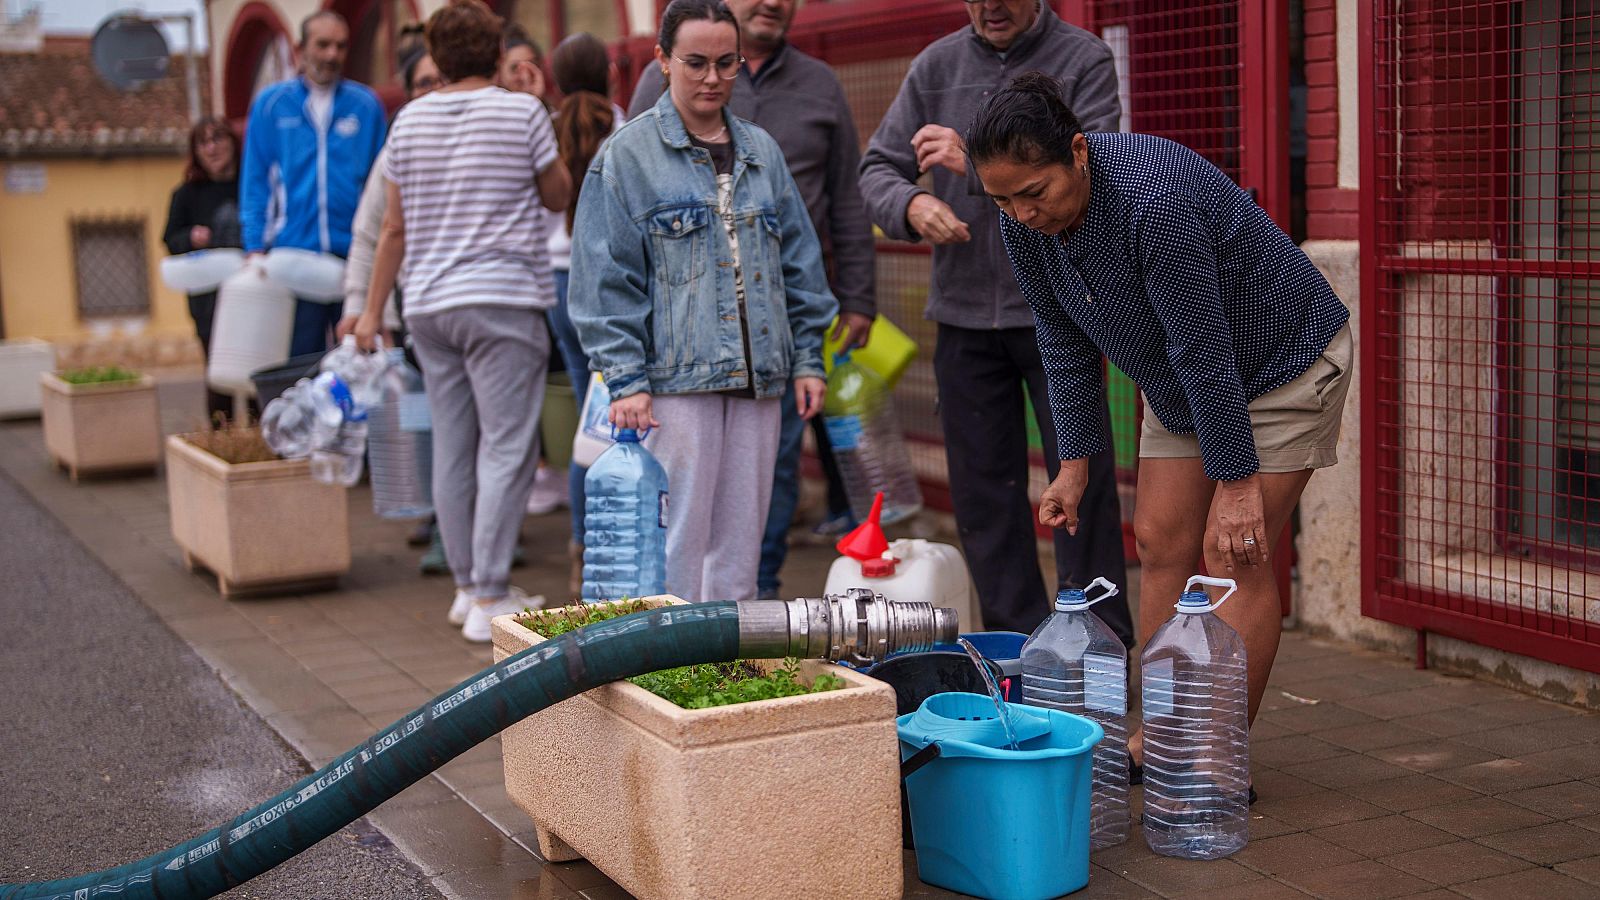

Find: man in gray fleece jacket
[859,0,1132,643]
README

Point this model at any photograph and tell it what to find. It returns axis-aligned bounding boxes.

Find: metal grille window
[1364,0,1600,673]
[71,219,151,319]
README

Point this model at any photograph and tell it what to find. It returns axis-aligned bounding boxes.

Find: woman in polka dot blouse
[966,72,1353,764]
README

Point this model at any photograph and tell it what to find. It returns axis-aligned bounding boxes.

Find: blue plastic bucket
[898,692,1103,900]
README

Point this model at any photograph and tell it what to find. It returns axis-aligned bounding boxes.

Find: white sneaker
[447,588,474,626]
[462,587,547,643]
[525,465,568,515]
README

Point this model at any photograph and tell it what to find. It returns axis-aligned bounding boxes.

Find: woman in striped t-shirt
[356,0,571,642]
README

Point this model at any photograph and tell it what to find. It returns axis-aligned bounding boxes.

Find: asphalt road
[0,469,443,899]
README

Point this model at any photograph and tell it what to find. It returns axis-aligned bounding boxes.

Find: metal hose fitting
[736,589,959,665]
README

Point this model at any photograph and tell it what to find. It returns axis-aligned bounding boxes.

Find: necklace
[690,123,728,142]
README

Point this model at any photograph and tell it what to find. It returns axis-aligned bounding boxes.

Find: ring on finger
[1242,537,1257,545]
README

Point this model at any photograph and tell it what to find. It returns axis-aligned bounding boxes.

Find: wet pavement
[1,376,1598,899]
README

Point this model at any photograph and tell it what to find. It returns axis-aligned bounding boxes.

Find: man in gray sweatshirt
[859,0,1132,643]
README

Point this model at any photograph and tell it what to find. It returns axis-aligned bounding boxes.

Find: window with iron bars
[71,218,151,320]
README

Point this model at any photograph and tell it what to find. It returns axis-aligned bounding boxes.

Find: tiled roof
[0,36,211,157]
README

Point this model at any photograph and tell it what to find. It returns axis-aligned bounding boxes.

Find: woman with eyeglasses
[568,0,836,603]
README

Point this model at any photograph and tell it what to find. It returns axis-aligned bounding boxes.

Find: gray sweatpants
[408,305,548,600]
[646,393,780,603]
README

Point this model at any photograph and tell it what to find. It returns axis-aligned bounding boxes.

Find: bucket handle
[900,742,942,780]
[1181,575,1239,613]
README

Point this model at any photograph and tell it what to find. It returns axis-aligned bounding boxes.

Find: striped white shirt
[384,86,559,317]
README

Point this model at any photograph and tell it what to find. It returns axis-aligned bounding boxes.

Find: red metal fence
[1361,0,1600,673]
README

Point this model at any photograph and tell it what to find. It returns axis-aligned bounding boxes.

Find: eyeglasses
[197,134,232,147]
[671,53,744,81]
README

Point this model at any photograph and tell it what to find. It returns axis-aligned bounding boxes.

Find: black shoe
[1129,762,1143,785]
[407,520,434,547]
[1249,785,1258,806]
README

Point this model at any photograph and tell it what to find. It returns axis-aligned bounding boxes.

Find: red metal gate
[1361,0,1600,673]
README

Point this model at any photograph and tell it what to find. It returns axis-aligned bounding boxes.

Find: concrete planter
[491,596,903,900]
[39,371,161,479]
[0,338,54,419]
[165,431,350,597]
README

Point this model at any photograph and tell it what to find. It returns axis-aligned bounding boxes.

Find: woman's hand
[795,376,826,420]
[1208,474,1267,570]
[1039,458,1090,535]
[610,392,658,432]
[353,309,388,352]
[189,225,212,249]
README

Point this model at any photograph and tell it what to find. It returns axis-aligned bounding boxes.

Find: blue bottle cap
[615,428,642,442]
[1054,588,1089,611]
[1177,590,1212,612]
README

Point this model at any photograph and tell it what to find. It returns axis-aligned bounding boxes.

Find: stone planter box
[0,338,54,419]
[39,371,161,479]
[166,431,350,597]
[491,596,903,900]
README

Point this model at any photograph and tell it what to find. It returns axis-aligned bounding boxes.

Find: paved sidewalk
[2,381,1599,899]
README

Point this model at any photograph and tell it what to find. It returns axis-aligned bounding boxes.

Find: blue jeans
[549,269,591,543]
[289,299,343,357]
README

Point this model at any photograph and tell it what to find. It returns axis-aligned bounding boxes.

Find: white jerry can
[824,537,983,633]
[207,262,295,395]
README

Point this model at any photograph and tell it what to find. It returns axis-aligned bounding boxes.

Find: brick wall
[1302,0,1356,240]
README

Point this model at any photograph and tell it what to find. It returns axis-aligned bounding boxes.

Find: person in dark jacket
[163,117,241,419]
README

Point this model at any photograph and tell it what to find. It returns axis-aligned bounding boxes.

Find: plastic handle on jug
[610,424,653,442]
[1179,575,1239,613]
[1082,576,1120,606]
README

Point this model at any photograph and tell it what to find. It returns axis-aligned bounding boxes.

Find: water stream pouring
[956,637,1020,750]
[0,594,957,900]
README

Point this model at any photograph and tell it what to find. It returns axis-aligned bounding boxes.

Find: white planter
[0,338,54,419]
[39,372,161,479]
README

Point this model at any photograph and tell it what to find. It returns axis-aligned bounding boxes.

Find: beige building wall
[0,157,193,342]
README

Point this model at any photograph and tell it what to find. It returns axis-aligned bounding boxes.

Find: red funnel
[837,491,889,561]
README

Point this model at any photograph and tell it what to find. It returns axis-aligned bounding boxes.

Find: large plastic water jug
[208,263,294,395]
[824,538,982,632]
[1141,575,1249,860]
[581,428,668,602]
[263,247,346,301]
[898,692,1102,900]
[1020,577,1129,850]
[367,348,432,519]
[160,249,246,294]
[823,352,922,525]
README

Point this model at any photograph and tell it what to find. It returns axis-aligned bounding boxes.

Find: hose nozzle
[736,589,959,665]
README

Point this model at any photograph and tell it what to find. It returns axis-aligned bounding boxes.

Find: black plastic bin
[249,351,326,407]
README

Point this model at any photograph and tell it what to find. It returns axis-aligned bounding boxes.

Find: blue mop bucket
[898,692,1102,900]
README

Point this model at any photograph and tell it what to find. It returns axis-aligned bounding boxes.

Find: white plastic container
[208,262,295,395]
[263,247,346,301]
[0,337,55,419]
[823,538,982,632]
[160,249,246,294]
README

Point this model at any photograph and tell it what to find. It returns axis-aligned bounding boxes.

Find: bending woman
[568,0,836,603]
[966,72,1352,762]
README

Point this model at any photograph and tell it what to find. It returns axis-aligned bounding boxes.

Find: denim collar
[650,90,764,168]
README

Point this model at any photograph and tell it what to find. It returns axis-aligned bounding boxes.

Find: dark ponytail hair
[658,0,737,55]
[553,32,613,232]
[965,71,1084,169]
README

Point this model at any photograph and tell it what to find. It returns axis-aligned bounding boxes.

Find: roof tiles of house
[0,36,210,157]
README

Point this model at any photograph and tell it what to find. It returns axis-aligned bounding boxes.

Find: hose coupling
[736,589,959,665]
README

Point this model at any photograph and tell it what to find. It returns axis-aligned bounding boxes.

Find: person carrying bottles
[857,0,1133,644]
[240,10,386,358]
[355,0,572,642]
[626,0,877,603]
[163,117,242,420]
[964,72,1353,776]
[568,0,837,604]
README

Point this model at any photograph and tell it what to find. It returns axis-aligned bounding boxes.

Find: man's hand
[1039,458,1091,535]
[795,376,826,420]
[610,392,659,432]
[906,194,971,245]
[1208,474,1268,571]
[830,312,875,350]
[911,124,967,177]
[189,225,212,249]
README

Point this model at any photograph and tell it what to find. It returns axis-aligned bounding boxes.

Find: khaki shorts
[1139,323,1353,473]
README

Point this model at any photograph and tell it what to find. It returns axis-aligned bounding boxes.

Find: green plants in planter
[518,601,845,710]
[56,365,143,385]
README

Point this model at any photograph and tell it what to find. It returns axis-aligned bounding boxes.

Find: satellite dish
[90,13,171,91]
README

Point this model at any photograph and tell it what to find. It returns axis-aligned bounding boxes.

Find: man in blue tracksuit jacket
[241,10,386,357]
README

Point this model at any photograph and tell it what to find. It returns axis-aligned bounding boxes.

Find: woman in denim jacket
[568,0,837,603]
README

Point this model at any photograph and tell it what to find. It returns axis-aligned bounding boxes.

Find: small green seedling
[58,366,141,385]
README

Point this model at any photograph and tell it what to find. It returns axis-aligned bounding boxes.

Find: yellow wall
[0,155,193,342]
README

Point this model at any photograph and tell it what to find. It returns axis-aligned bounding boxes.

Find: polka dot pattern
[1000,133,1349,482]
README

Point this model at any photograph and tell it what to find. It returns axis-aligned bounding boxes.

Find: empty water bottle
[366,348,432,518]
[306,372,367,487]
[823,352,921,525]
[1141,576,1250,860]
[319,334,388,409]
[582,428,668,602]
[1020,576,1130,849]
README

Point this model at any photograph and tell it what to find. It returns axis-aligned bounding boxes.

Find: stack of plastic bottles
[261,336,388,487]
